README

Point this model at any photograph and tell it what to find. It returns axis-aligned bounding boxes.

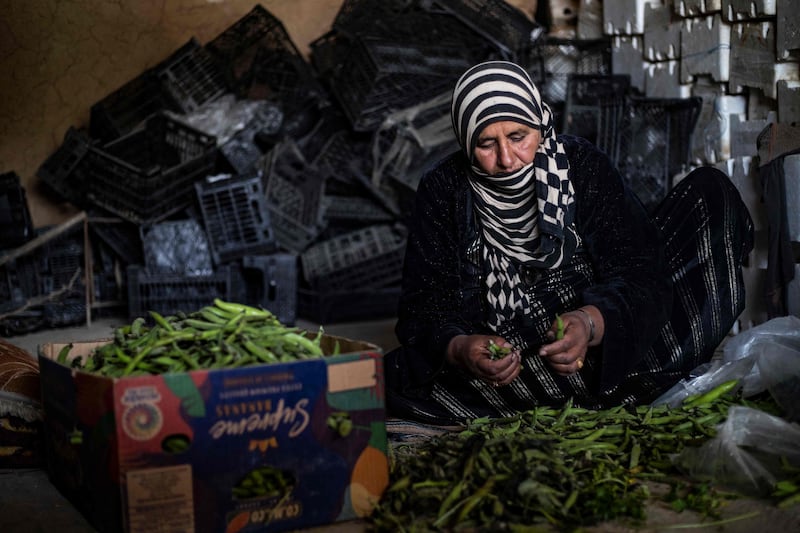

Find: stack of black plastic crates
[311,0,540,132]
[26,2,600,330]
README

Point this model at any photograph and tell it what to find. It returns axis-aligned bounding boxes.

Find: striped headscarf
[451,61,579,329]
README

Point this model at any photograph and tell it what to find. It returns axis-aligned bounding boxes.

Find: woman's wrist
[576,306,603,346]
[576,308,595,343]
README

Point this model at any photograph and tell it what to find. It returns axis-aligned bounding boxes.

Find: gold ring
[576,359,584,370]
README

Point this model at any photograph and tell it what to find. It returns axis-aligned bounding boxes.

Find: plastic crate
[195,174,276,265]
[0,258,40,313]
[42,298,87,328]
[154,39,228,114]
[562,74,631,154]
[126,264,241,320]
[262,142,327,253]
[327,36,475,131]
[141,219,213,277]
[527,37,613,106]
[89,70,180,143]
[36,127,94,206]
[429,0,542,60]
[86,113,217,225]
[205,5,324,114]
[241,254,297,326]
[614,96,702,212]
[324,195,396,225]
[332,0,491,49]
[0,172,35,249]
[41,229,84,293]
[300,224,406,290]
[88,213,144,267]
[371,91,457,191]
[297,285,401,324]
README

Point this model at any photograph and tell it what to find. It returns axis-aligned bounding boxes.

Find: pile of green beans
[232,465,294,500]
[57,299,326,377]
[371,382,796,531]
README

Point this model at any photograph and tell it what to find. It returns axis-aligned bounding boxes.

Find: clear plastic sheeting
[672,405,800,497]
[168,94,282,147]
[654,316,800,421]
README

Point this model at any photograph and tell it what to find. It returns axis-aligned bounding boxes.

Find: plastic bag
[671,405,800,497]
[652,356,753,408]
[653,316,800,418]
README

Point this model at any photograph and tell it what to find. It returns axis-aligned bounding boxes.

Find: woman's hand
[538,306,603,376]
[446,334,521,387]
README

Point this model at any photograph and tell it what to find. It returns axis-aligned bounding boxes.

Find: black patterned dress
[385,135,754,424]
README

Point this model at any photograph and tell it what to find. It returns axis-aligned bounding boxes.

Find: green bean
[683,379,740,408]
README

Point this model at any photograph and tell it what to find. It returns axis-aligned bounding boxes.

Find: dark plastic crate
[42,231,84,292]
[154,38,228,114]
[614,96,702,212]
[262,142,327,253]
[528,37,613,106]
[300,224,406,290]
[86,113,217,225]
[241,254,297,326]
[324,195,396,225]
[88,214,144,267]
[141,219,214,276]
[42,298,87,328]
[126,264,240,319]
[36,127,94,206]
[205,5,324,114]
[297,285,401,324]
[429,0,541,60]
[0,172,35,249]
[195,174,276,265]
[327,36,475,131]
[0,258,40,313]
[89,70,180,143]
[332,0,491,49]
[371,91,457,191]
[562,74,631,154]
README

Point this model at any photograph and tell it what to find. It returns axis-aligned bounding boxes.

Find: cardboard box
[38,335,388,533]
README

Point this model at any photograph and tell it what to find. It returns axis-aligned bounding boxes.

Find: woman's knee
[679,166,738,200]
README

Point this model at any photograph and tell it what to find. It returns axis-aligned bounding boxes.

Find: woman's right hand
[446,334,521,387]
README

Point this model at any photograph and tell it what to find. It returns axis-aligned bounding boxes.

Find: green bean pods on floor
[371,382,795,532]
[57,299,326,377]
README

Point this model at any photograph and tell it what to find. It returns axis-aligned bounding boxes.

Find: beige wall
[0,0,537,228]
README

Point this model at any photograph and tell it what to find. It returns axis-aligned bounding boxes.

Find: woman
[385,61,754,425]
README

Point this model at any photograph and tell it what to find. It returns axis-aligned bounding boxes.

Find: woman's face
[473,121,541,175]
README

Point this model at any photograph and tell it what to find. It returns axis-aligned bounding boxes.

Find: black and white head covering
[451,60,579,330]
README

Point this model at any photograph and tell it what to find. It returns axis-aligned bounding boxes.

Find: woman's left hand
[538,306,602,376]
